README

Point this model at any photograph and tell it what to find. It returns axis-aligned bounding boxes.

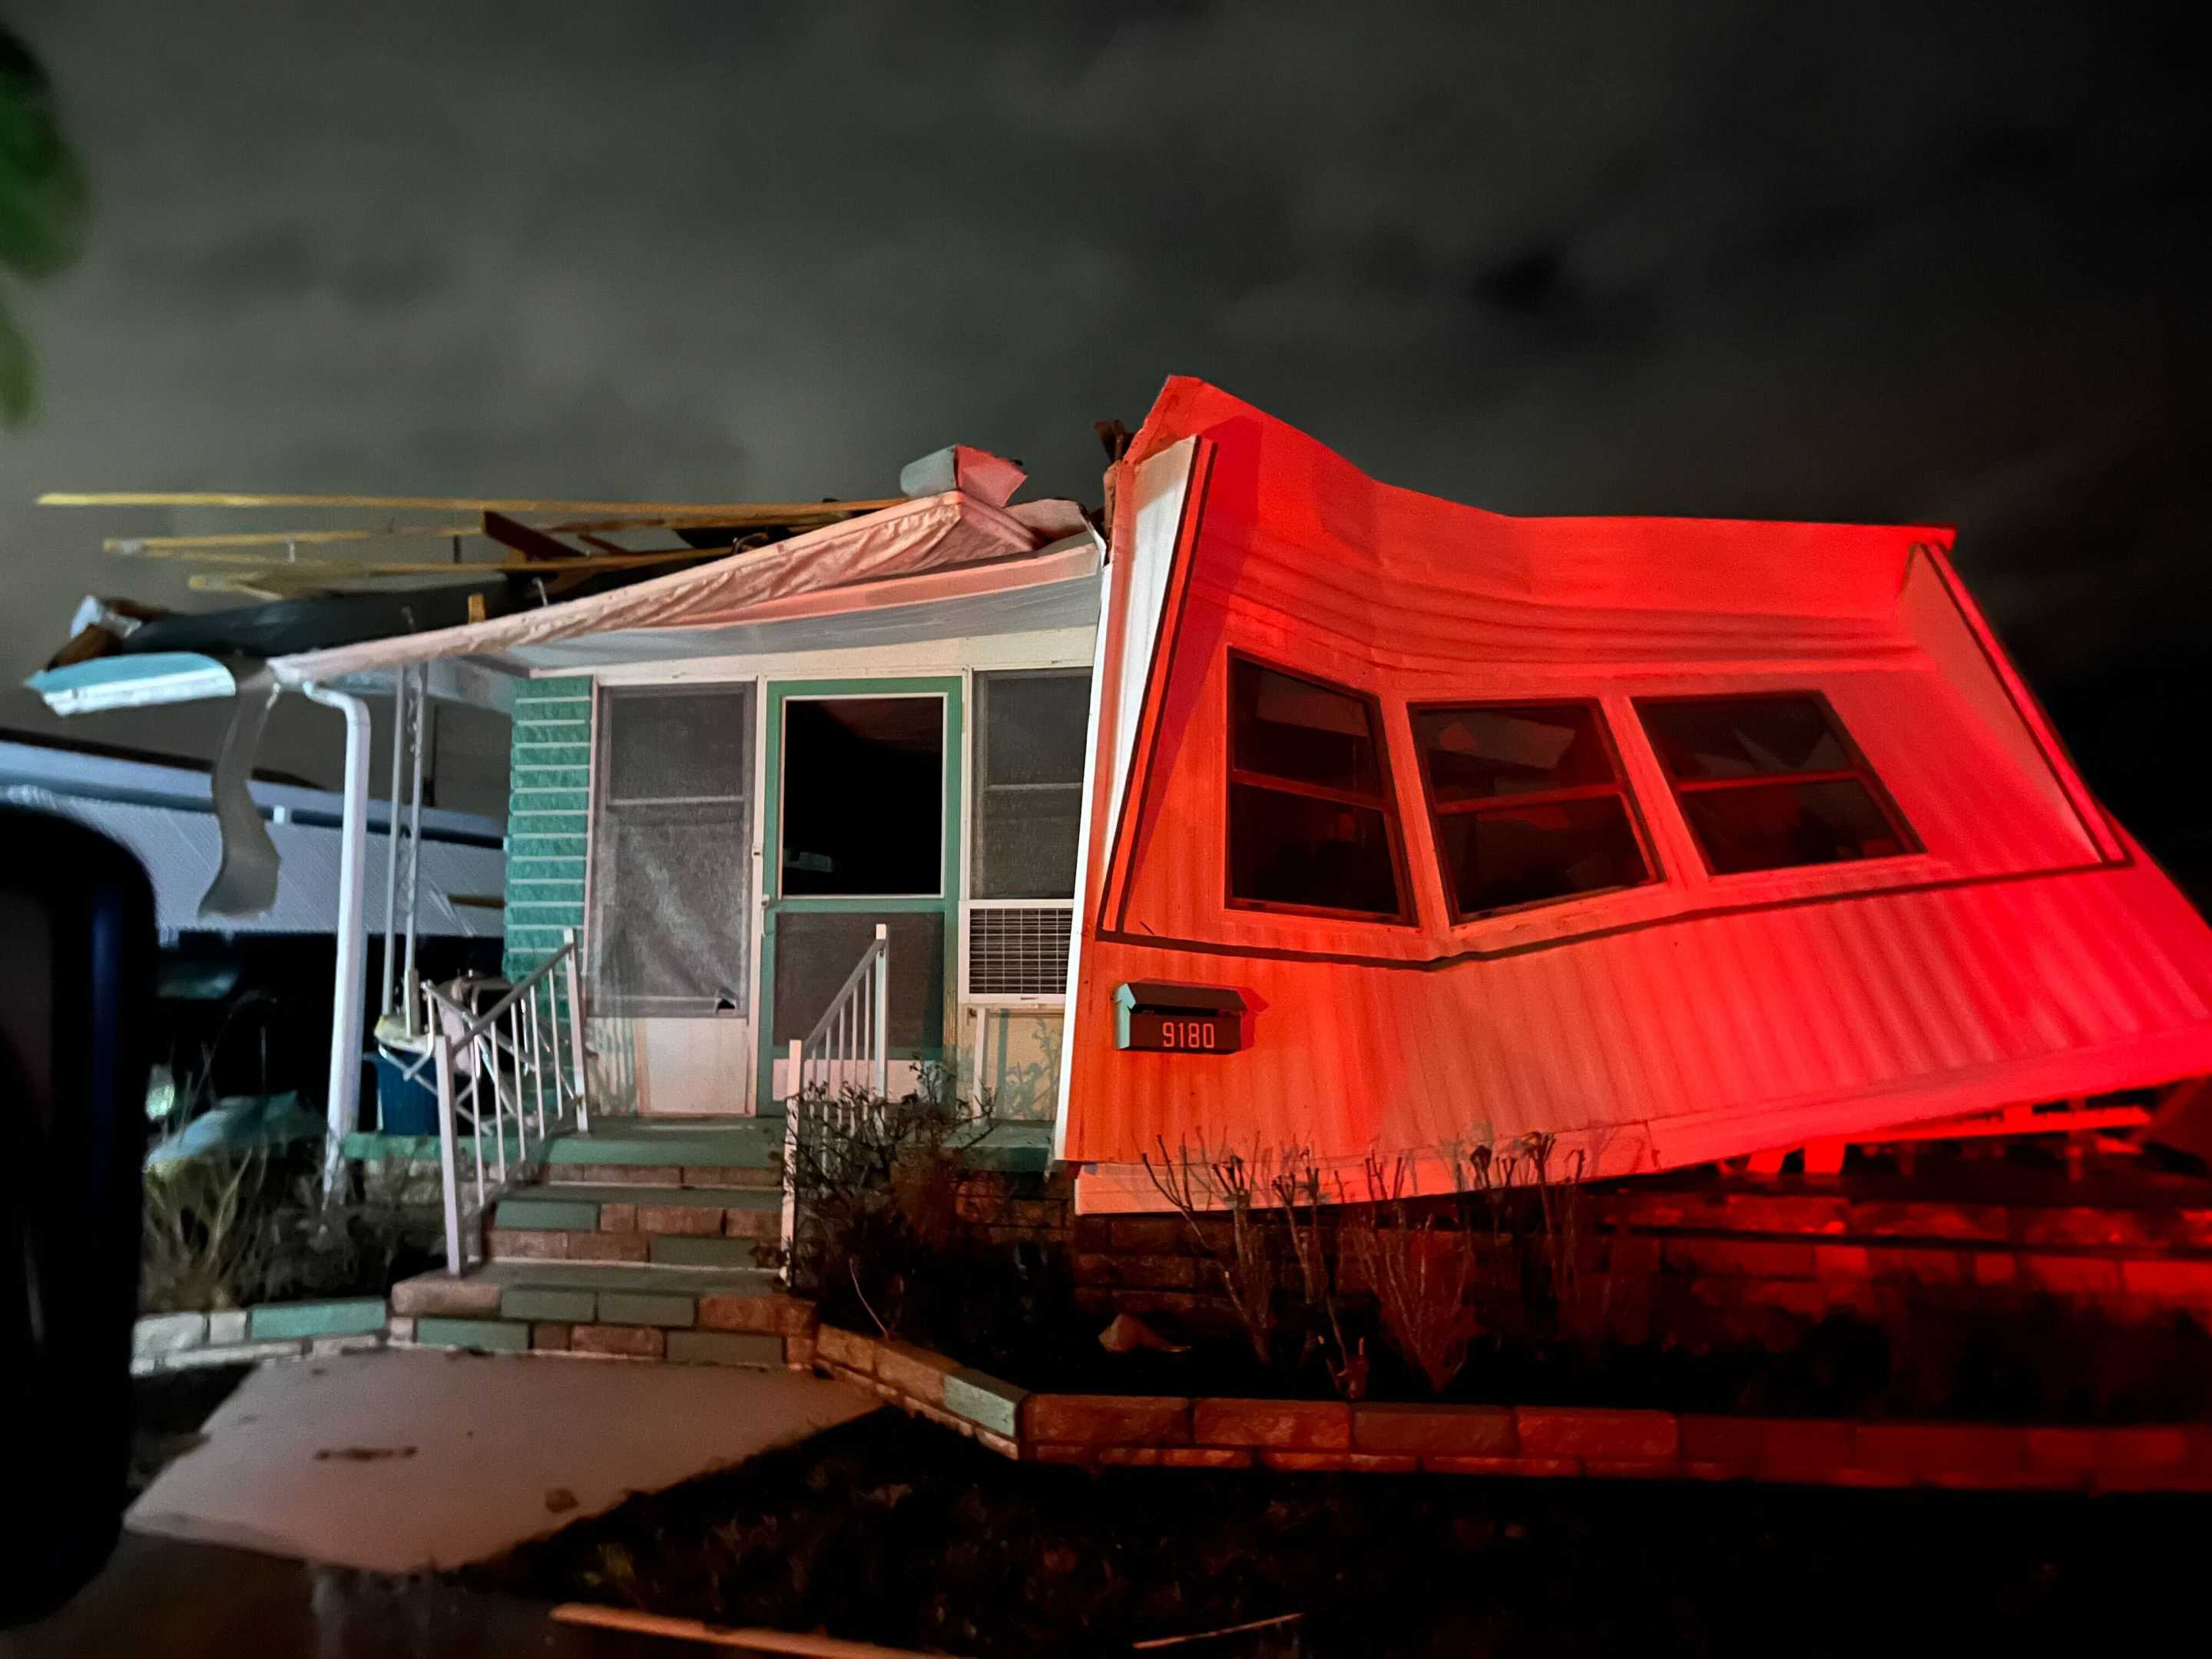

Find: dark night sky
[2,2,2206,886]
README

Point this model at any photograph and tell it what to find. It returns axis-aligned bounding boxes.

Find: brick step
[487,1184,780,1266]
[390,1260,814,1366]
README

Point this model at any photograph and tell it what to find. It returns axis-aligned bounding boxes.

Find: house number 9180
[1158,1018,1217,1050]
[1128,1012,1234,1051]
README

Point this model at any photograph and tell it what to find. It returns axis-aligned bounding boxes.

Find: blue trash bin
[373,1051,441,1135]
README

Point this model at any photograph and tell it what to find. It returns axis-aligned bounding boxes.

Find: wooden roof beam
[39,491,904,518]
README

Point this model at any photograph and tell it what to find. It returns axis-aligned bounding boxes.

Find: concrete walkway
[127,1347,875,1572]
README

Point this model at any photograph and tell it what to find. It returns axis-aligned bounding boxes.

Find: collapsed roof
[28,445,1092,714]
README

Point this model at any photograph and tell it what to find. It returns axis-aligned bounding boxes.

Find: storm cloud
[1,2,2205,876]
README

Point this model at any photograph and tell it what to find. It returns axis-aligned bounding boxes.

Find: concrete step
[390,1260,814,1369]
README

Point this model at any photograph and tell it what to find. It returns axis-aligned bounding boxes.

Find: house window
[588,684,753,1017]
[1412,701,1654,919]
[1636,694,1917,876]
[1227,657,1408,920]
[972,669,1091,899]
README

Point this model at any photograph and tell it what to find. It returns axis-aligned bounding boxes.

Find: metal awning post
[401,666,426,1032]
[379,671,404,1019]
[303,681,372,1199]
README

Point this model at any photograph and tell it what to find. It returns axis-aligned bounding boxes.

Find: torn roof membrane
[266,489,1090,684]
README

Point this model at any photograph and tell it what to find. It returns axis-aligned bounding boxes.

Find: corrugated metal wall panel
[1062,382,2212,1204]
[1068,866,2212,1185]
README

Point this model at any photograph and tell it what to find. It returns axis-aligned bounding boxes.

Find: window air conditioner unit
[960,900,1075,1008]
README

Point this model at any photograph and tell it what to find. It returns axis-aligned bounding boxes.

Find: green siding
[504,678,592,984]
[247,1299,388,1340]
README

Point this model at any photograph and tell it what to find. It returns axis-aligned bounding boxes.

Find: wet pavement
[0,1533,710,1657]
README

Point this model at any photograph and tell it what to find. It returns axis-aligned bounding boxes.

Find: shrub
[1346,1155,1479,1396]
[783,1067,1048,1345]
[140,1146,442,1313]
[1139,1134,1284,1368]
[141,1149,279,1312]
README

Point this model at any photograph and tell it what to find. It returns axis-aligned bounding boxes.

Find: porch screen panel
[589,685,753,1017]
[772,910,945,1052]
[973,669,1091,899]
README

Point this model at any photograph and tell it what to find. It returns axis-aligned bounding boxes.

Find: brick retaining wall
[813,1321,2212,1493]
[131,1298,392,1375]
[1036,1181,2212,1344]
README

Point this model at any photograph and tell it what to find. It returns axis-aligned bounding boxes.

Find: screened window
[972,669,1091,899]
[1412,702,1654,919]
[588,685,753,1016]
[1637,694,1916,876]
[1227,658,1407,920]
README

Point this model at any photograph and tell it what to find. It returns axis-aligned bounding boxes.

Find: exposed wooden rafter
[481,509,581,563]
[40,490,902,517]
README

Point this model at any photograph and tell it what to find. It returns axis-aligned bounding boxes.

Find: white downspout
[303,681,372,1197]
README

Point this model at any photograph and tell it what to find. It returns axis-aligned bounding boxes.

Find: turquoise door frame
[754,676,965,1115]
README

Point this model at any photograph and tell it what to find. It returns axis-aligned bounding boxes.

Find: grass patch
[471,1407,2201,1657]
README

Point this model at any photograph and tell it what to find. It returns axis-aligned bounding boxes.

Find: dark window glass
[1679,779,1909,875]
[1641,695,1851,781]
[1228,785,1402,916]
[974,670,1090,899]
[1637,695,1916,876]
[781,697,943,896]
[1227,658,1406,919]
[1434,798,1651,915]
[1414,704,1618,802]
[1413,699,1653,920]
[1233,662,1386,796]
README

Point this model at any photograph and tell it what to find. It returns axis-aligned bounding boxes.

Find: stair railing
[422,926,591,1274]
[780,923,889,1282]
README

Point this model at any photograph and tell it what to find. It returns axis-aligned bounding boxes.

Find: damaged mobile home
[29,381,2212,1255]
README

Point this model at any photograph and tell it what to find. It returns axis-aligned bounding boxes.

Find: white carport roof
[25,489,1093,712]
[267,490,1091,682]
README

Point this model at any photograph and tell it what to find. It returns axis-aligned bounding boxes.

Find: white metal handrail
[429,926,590,1274]
[780,923,889,1277]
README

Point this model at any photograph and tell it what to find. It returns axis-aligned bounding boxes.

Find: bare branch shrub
[1140,1134,1279,1366]
[1270,1151,1367,1399]
[1347,1154,1479,1396]
[1457,1131,1613,1349]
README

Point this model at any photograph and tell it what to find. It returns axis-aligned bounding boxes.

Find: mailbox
[1114,981,1247,1054]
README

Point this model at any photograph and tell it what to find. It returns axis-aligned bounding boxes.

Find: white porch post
[303,681,373,1197]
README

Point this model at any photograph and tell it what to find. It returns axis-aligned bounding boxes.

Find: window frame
[586,679,757,1018]
[1406,694,1663,923]
[1221,651,1417,927]
[969,666,1092,903]
[1634,689,1921,877]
